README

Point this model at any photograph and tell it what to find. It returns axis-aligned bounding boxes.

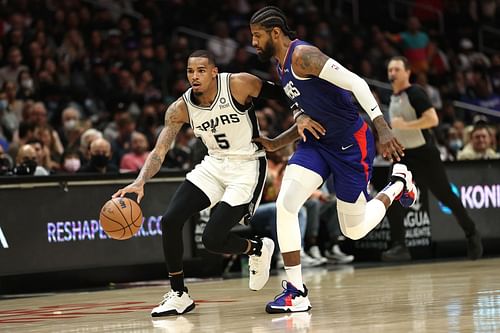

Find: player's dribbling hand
[112,181,145,203]
[296,114,326,142]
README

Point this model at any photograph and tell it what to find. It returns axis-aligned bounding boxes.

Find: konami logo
[461,184,500,209]
[440,183,500,214]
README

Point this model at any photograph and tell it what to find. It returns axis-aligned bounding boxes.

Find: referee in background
[381,56,483,261]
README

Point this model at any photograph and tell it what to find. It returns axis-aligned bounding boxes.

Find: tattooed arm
[291,45,404,162]
[113,98,189,202]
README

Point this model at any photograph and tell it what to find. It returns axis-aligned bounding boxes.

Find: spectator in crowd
[386,16,430,74]
[304,183,355,265]
[79,128,103,164]
[206,21,237,68]
[457,122,500,160]
[416,72,442,110]
[109,112,136,167]
[14,144,49,176]
[58,106,83,152]
[457,38,491,71]
[59,150,81,174]
[16,70,37,100]
[164,125,193,170]
[0,144,13,175]
[0,47,28,86]
[34,125,64,168]
[26,138,57,172]
[120,131,150,172]
[79,137,117,173]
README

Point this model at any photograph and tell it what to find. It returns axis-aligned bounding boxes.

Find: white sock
[284,264,304,291]
[380,181,404,204]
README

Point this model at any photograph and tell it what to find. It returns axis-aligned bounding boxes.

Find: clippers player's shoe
[266,281,312,314]
[151,289,195,317]
[390,163,418,208]
[249,237,275,291]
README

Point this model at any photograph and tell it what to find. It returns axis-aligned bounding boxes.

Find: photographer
[13,144,49,176]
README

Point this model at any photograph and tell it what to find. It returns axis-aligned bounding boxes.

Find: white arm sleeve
[318,58,383,120]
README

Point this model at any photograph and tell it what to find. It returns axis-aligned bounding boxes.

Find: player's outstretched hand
[296,114,326,142]
[253,136,280,152]
[112,181,145,203]
[373,116,405,162]
[380,135,405,162]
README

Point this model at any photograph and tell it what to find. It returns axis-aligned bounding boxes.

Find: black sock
[169,272,185,293]
[246,238,263,256]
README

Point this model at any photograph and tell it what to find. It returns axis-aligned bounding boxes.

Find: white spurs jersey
[182,73,265,159]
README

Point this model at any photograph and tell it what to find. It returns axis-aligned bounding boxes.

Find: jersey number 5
[214,133,230,149]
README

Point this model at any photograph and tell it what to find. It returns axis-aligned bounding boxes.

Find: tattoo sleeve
[136,101,185,184]
[295,47,329,76]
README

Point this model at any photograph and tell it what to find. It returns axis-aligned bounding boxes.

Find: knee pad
[337,194,367,240]
[337,194,386,240]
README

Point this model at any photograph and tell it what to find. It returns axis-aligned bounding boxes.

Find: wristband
[293,110,305,121]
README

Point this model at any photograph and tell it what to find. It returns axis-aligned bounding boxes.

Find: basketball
[99,197,143,240]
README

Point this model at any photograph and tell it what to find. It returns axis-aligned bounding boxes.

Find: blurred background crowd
[1,0,499,267]
[0,0,499,178]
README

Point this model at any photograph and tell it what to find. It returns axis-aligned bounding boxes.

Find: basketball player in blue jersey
[250,6,418,313]
[113,50,317,317]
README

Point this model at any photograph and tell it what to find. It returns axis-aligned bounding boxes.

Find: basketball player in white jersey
[113,50,321,317]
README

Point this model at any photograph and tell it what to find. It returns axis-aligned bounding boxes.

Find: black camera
[13,160,37,175]
[0,156,11,175]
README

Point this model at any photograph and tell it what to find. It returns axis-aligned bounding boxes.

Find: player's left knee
[201,229,225,253]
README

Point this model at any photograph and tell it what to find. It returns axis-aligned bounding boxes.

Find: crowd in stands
[1,0,499,266]
[0,0,499,177]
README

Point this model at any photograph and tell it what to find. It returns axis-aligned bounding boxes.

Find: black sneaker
[466,232,483,260]
[381,244,411,262]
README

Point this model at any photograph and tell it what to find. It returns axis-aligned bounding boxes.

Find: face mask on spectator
[64,158,81,172]
[21,79,34,90]
[90,154,109,168]
[64,119,77,131]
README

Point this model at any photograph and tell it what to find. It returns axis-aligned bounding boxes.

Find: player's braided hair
[250,6,297,39]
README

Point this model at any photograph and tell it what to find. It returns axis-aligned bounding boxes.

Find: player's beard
[257,40,276,62]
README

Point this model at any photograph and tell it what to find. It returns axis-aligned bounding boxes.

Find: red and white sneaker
[390,163,418,208]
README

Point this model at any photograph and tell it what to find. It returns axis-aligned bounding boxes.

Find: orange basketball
[99,197,143,240]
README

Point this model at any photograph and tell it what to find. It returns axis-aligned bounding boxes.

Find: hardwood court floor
[1,258,500,332]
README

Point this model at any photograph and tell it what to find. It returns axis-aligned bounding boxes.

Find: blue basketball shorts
[288,121,376,203]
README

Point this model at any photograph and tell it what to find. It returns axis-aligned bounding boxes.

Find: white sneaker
[249,237,275,291]
[300,249,323,267]
[325,245,354,264]
[151,289,195,317]
[306,246,328,265]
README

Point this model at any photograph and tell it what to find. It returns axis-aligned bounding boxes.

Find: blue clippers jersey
[277,39,362,141]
